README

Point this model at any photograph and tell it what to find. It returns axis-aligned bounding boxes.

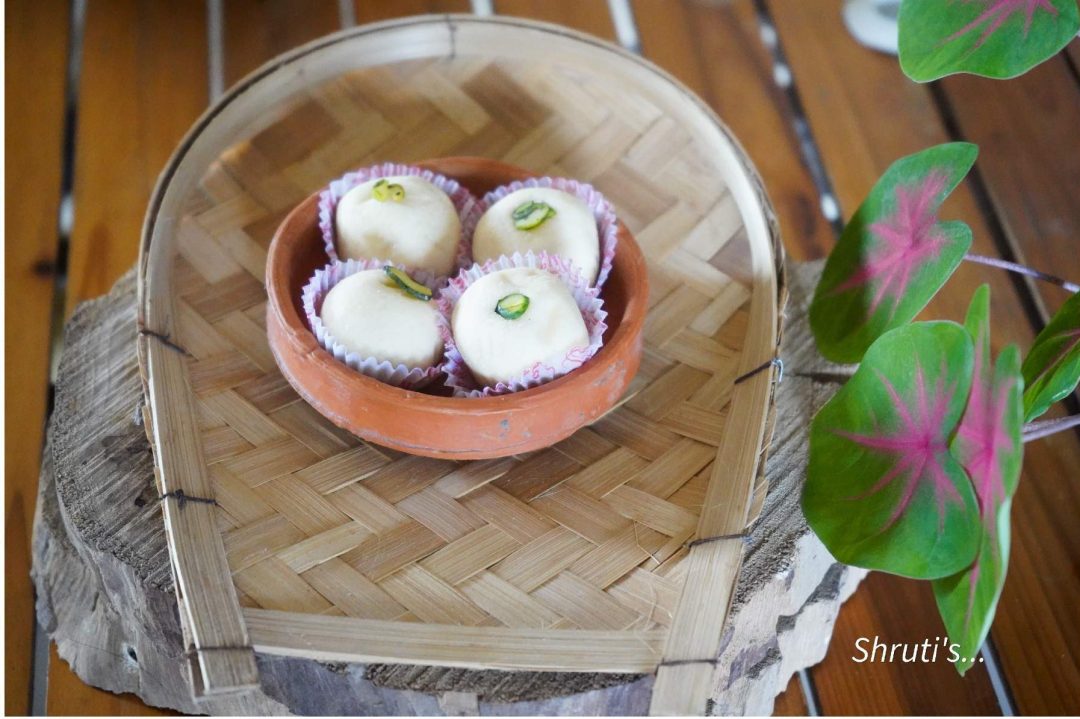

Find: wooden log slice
[32,260,864,715]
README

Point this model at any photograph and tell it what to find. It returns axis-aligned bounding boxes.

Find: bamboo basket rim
[135,14,786,714]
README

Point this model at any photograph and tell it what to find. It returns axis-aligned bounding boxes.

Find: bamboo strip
[244,607,666,672]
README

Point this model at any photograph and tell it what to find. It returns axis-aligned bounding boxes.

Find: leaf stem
[1023,415,1080,442]
[963,253,1079,293]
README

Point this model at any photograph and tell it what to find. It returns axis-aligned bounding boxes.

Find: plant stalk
[964,253,1079,293]
[1022,415,1080,442]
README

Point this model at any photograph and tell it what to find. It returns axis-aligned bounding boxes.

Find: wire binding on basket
[185,645,254,658]
[656,657,721,668]
[733,356,783,385]
[159,489,218,508]
[685,531,749,549]
[138,326,191,356]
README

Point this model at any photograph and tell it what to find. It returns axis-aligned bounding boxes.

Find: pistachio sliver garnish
[511,200,556,230]
[495,293,530,320]
[384,266,432,301]
[373,178,406,202]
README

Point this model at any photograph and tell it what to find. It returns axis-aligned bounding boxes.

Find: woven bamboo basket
[136,15,785,715]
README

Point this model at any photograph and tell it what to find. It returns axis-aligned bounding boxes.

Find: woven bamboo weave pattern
[171,56,755,636]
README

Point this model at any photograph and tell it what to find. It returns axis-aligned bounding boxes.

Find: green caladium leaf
[899,0,1080,81]
[1021,289,1080,421]
[810,143,977,364]
[804,321,979,579]
[933,286,1024,675]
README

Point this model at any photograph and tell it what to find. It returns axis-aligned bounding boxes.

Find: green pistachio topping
[384,265,432,301]
[372,178,406,202]
[511,200,556,230]
[495,293,530,320]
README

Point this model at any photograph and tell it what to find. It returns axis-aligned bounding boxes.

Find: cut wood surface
[34,260,858,716]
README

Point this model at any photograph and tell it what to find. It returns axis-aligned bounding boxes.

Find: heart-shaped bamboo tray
[136,15,784,715]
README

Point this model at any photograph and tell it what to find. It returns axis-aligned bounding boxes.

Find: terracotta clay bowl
[266,156,648,460]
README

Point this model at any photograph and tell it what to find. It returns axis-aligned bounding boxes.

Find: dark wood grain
[4,0,70,713]
[495,0,617,41]
[771,673,810,716]
[632,0,833,263]
[767,0,1080,714]
[223,0,341,87]
[812,574,999,715]
[354,0,470,23]
[940,57,1080,321]
[64,0,209,315]
[1065,35,1080,75]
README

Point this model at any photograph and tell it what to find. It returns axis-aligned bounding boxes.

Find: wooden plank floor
[7,0,1079,715]
[5,1,70,714]
[764,3,1080,714]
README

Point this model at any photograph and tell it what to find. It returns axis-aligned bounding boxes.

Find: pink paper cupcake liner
[302,258,446,389]
[475,176,619,289]
[437,252,608,398]
[318,162,482,275]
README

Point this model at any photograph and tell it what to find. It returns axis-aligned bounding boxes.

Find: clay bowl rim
[265,156,649,418]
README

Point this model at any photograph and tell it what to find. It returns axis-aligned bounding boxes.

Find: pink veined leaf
[947,0,1059,47]
[933,285,1023,675]
[1022,289,1080,420]
[952,334,1014,627]
[831,172,949,319]
[837,360,965,534]
[899,0,1079,82]
[1027,327,1080,387]
[803,321,980,579]
[809,143,975,364]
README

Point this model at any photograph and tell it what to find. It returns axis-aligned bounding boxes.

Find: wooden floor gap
[1063,43,1080,90]
[927,81,1052,328]
[752,0,844,236]
[205,0,224,102]
[926,80,1080,435]
[607,0,642,54]
[983,636,1018,716]
[798,667,823,716]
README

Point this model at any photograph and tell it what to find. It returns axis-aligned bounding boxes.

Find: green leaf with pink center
[1021,289,1080,421]
[899,0,1080,81]
[810,143,977,364]
[933,286,1024,675]
[804,321,979,579]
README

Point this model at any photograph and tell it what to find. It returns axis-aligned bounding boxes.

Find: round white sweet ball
[320,269,443,369]
[472,187,600,284]
[452,267,589,387]
[334,175,460,277]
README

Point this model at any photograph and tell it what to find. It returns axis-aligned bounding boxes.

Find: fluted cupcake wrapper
[302,258,446,389]
[437,252,607,398]
[475,175,619,289]
[317,162,482,277]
